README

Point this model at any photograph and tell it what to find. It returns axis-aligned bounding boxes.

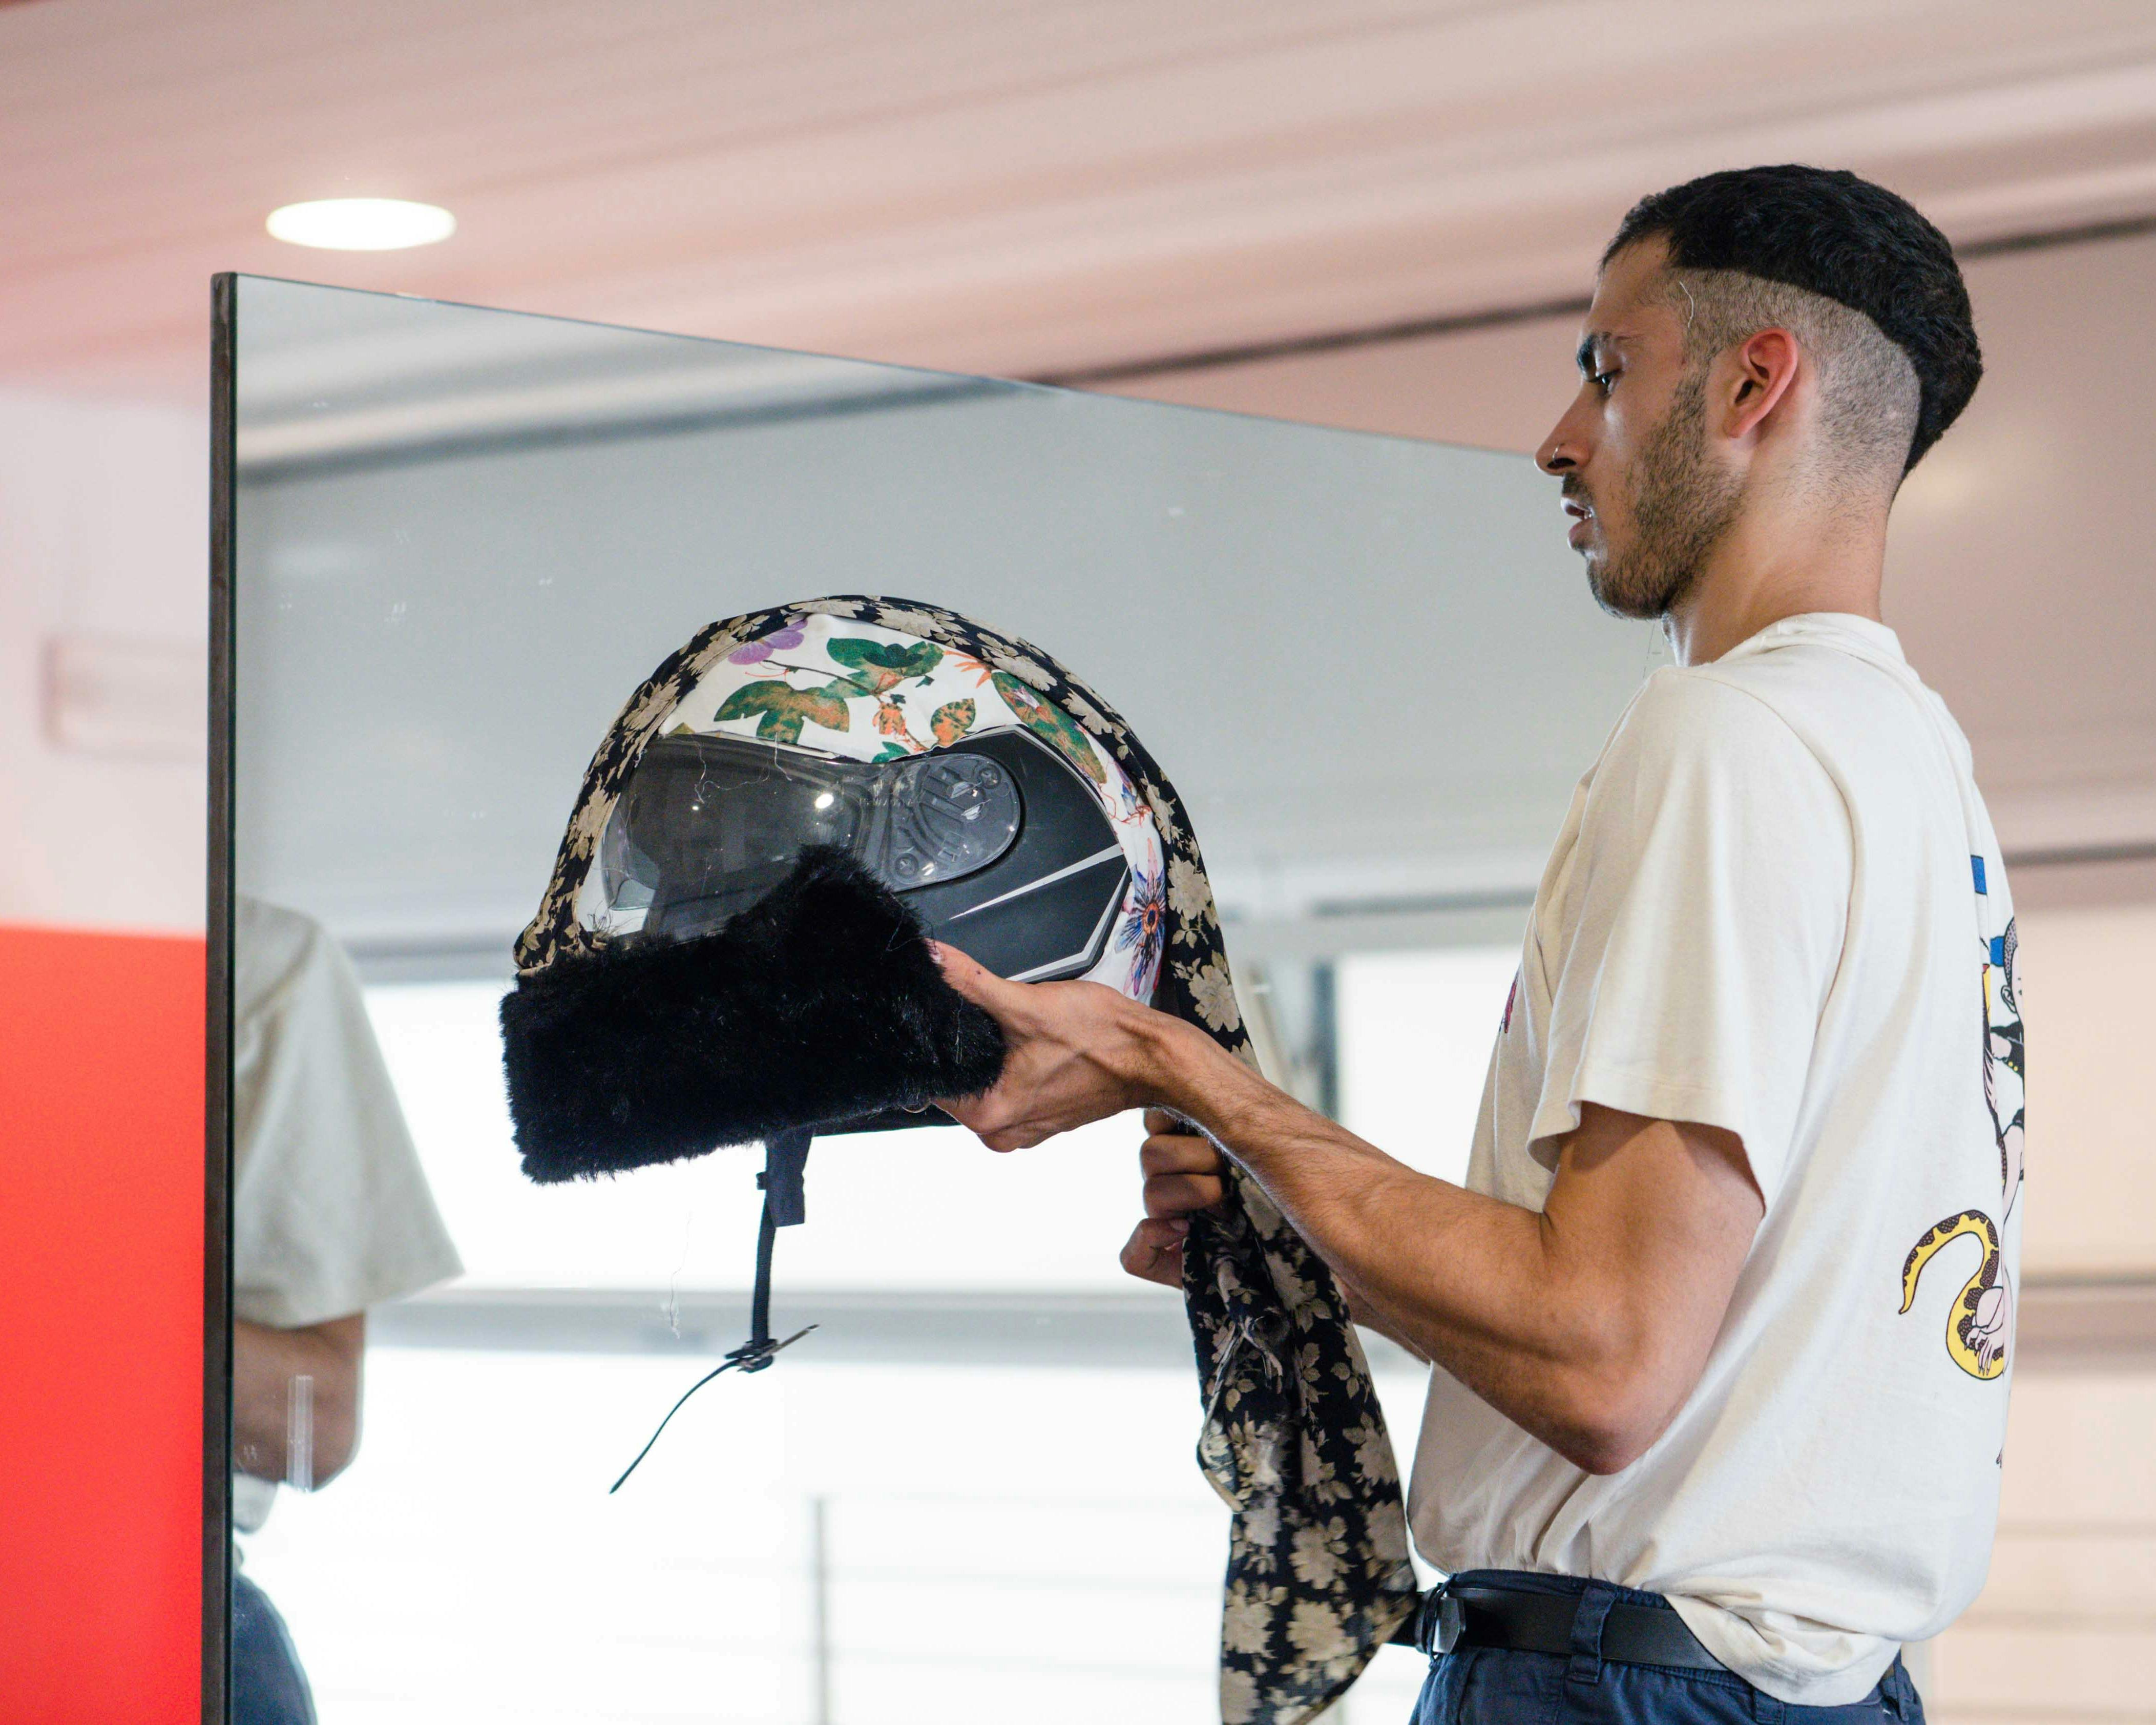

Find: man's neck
[1663,496,1889,667]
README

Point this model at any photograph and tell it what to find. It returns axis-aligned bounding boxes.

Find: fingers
[1140,1156,1226,1217]
[936,1083,1055,1153]
[1144,1172,1224,1217]
[936,1080,1012,1140]
[940,1100,1038,1153]
[1138,1124,1227,1218]
[1139,1132,1225,1178]
[929,941,1027,1016]
[983,1127,1046,1154]
[1120,1217,1188,1289]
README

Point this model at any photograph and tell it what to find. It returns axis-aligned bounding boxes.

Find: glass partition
[214,274,1658,1722]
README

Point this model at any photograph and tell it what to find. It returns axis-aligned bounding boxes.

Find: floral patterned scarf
[514,595,1420,1722]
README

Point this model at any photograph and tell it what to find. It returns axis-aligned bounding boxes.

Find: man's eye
[1592,369,1619,393]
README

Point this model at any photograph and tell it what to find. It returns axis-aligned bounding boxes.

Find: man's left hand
[931,942,1177,1150]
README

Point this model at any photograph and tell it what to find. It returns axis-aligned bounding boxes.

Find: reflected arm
[232,1312,365,1487]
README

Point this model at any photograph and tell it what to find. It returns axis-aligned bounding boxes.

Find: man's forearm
[232,1316,364,1485]
[931,947,1756,1473]
[1141,1016,1695,1471]
[1333,1275,1433,1363]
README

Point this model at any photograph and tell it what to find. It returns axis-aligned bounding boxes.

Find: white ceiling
[10,0,2156,399]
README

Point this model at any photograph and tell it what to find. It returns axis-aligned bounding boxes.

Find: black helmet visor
[598,732,1023,943]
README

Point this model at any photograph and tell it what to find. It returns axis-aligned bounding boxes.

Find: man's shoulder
[1704,636,1973,791]
[1630,634,1948,761]
[232,897,378,1078]
[233,896,331,1022]
[1570,671,1848,869]
[1705,632,1937,725]
[1608,663,1825,775]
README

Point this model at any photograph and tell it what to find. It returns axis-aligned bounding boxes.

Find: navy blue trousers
[231,1571,318,1725]
[1410,1573,1925,1725]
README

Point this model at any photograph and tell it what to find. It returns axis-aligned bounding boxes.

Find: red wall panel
[0,925,204,1721]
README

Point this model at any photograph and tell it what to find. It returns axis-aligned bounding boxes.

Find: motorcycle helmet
[500,595,1415,1723]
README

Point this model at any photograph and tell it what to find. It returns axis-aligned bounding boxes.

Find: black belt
[1396,1582,1726,1672]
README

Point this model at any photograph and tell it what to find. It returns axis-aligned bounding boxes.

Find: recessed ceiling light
[265,198,456,252]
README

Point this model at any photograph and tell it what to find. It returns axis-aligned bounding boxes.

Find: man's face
[1537,239,1742,620]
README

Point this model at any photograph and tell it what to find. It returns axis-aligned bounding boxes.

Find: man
[229,897,464,1725]
[936,165,2017,1721]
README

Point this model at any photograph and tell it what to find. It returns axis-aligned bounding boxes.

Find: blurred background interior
[6,4,2156,1723]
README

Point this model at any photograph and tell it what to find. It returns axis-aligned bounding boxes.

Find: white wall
[1108,232,2156,1295]
[2017,900,2156,1277]
[0,391,205,932]
[6,241,2153,1275]
[9,227,2151,933]
[1103,228,2156,866]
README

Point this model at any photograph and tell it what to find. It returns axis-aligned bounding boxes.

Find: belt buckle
[1432,1590,1466,1655]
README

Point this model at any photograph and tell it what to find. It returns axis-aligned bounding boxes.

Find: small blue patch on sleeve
[1991,936,2007,967]
[1972,855,1988,895]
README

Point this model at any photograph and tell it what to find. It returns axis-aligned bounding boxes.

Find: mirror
[214,275,1658,1723]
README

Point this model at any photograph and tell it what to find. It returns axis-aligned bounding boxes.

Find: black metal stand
[609,1128,819,1492]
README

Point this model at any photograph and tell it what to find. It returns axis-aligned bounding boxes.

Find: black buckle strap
[1398,1582,1726,1673]
[744,1126,813,1360]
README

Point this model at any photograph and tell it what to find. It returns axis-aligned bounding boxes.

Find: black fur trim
[500,846,1007,1183]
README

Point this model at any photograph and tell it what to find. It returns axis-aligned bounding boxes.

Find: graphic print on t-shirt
[1982,916,2026,1221]
[1899,1211,2013,1379]
[1897,856,2023,1382]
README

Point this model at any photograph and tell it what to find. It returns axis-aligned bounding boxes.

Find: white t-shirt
[1408,614,2025,1707]
[232,897,463,1529]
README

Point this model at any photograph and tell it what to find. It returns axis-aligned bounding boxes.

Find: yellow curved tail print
[1899,1210,2012,1380]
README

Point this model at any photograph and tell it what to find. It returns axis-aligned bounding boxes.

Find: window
[240,952,1522,1721]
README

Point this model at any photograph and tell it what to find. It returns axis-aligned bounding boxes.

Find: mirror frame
[205,271,237,1725]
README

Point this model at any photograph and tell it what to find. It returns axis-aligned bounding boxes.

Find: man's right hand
[1119,1108,1229,1289]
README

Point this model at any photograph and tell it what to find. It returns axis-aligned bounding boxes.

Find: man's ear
[1723,327,1803,445]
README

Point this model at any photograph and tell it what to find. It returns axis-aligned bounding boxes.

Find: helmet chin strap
[608,1126,819,1492]
[743,1126,814,1360]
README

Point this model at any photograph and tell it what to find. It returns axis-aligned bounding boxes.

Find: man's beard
[1585,368,1742,620]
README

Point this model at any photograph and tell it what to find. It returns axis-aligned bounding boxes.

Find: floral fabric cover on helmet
[515,596,1418,1723]
[570,606,1166,1005]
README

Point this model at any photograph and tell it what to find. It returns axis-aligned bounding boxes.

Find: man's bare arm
[232,1313,365,1486]
[1206,1071,1757,1469]
[936,949,1763,1475]
[1123,1118,1435,1363]
[1123,1078,1760,1471]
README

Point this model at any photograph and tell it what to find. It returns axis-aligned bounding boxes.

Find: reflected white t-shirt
[232,897,463,1529]
[1409,615,2024,1707]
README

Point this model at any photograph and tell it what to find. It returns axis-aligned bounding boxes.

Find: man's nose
[1538,392,1591,475]
[1537,422,1579,476]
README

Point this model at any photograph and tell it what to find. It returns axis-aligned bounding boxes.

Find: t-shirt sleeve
[232,903,465,1328]
[1525,670,1851,1202]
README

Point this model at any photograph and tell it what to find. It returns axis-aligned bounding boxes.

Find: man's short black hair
[1604,165,1980,470]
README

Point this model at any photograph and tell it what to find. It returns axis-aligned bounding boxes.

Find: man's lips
[1563,495,1593,546]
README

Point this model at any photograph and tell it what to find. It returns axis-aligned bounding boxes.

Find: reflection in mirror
[228,895,460,1721]
[223,276,1658,1721]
